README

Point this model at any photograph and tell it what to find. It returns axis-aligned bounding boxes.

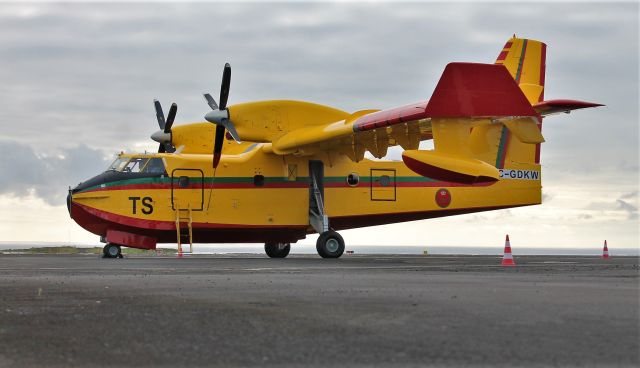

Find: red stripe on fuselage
[73,202,302,231]
[79,179,496,194]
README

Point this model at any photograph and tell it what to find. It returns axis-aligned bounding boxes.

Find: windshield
[122,158,149,173]
[107,156,166,175]
[107,157,129,172]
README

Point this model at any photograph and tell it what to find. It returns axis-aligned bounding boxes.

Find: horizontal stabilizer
[425,63,537,118]
[402,150,500,184]
[533,99,604,116]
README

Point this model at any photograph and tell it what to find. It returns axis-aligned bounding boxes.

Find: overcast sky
[0,1,637,250]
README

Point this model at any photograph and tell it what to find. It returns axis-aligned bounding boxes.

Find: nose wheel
[103,243,123,259]
[316,231,345,258]
[265,242,291,258]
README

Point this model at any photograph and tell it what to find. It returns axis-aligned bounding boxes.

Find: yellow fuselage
[70,143,541,245]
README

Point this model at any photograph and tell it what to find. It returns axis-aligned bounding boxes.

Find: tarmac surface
[0,254,638,367]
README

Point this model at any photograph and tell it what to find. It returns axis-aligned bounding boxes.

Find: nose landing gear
[264,243,291,258]
[103,243,123,259]
[265,242,291,258]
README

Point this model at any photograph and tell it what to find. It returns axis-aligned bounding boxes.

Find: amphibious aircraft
[68,36,601,258]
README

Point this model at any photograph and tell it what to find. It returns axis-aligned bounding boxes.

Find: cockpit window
[122,158,149,173]
[107,156,165,175]
[142,158,166,174]
[108,157,129,172]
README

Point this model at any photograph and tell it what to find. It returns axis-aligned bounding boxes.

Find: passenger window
[143,158,166,174]
[253,175,265,187]
[379,175,391,187]
[178,176,190,188]
[347,173,359,187]
[122,158,148,173]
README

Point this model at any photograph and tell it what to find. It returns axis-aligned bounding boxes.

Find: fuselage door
[171,169,204,211]
[370,169,396,201]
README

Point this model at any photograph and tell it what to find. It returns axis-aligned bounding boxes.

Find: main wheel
[316,231,345,258]
[103,243,122,259]
[265,242,291,258]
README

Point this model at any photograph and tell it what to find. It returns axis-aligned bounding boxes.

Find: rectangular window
[142,158,166,174]
[122,158,149,173]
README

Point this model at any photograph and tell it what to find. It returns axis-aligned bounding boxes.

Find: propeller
[203,63,240,168]
[151,100,177,153]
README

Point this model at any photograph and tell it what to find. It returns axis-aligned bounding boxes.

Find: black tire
[316,231,345,258]
[265,243,291,258]
[103,243,122,259]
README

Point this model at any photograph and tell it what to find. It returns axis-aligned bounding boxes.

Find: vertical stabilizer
[496,36,547,104]
[491,36,547,167]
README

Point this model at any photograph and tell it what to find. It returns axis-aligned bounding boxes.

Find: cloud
[616,199,638,220]
[619,191,638,200]
[582,191,639,221]
[0,140,110,206]
[0,2,637,247]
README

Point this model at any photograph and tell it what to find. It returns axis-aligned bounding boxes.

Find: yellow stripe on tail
[495,36,547,104]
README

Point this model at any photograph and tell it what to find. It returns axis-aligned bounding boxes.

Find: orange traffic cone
[602,240,609,259]
[501,234,516,266]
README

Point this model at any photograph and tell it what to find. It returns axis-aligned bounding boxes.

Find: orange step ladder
[175,206,193,256]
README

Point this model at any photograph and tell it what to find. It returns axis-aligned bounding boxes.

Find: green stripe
[515,39,528,83]
[80,177,167,192]
[80,174,446,192]
[495,126,509,168]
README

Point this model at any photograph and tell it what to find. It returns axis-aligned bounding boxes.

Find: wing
[271,63,540,162]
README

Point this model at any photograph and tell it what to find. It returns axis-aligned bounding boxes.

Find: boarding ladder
[175,205,193,255]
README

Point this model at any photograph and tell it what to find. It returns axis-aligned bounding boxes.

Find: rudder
[491,36,547,167]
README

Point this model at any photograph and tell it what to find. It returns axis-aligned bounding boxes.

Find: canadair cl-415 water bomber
[68,36,601,258]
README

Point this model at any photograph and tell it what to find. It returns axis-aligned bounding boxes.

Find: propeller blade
[165,103,177,133]
[203,93,218,110]
[219,63,231,110]
[212,125,225,168]
[154,99,165,130]
[158,143,166,153]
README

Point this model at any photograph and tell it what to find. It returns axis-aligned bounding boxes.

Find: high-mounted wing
[268,62,543,183]
[210,37,602,184]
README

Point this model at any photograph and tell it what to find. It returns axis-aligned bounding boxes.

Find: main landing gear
[316,230,345,258]
[309,160,345,259]
[263,160,348,259]
[265,242,291,258]
[103,243,123,259]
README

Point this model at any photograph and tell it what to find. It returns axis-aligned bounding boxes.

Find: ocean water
[1,242,638,256]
